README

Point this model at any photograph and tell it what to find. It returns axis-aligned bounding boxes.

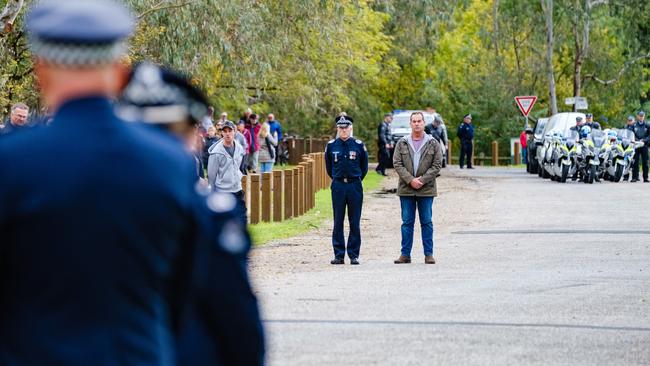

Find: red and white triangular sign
[515,96,537,117]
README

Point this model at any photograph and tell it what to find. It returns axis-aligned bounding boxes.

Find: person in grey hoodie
[208,121,247,224]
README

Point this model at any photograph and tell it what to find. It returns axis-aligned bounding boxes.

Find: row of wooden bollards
[241,152,330,224]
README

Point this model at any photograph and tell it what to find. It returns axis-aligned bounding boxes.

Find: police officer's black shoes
[350,258,360,265]
[631,179,639,183]
[394,255,411,264]
[331,258,344,265]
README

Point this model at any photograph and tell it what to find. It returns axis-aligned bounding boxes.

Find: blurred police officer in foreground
[118,62,210,182]
[0,1,264,365]
[325,116,368,265]
[457,114,474,169]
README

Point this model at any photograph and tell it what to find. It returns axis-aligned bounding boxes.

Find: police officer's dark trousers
[376,147,389,174]
[459,140,473,168]
[632,145,649,180]
[331,179,363,259]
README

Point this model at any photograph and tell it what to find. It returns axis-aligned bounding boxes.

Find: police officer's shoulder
[127,121,196,173]
[328,139,336,144]
[354,138,364,145]
[0,124,49,161]
[202,192,249,256]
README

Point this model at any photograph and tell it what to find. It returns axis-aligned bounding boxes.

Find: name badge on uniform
[333,152,340,162]
[350,151,357,160]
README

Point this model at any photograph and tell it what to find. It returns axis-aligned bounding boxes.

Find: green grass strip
[249,172,386,246]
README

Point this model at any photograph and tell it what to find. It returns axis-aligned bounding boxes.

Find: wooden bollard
[447,140,452,165]
[284,169,293,219]
[250,174,260,224]
[514,142,521,165]
[308,159,315,209]
[273,171,282,222]
[292,168,299,217]
[261,172,271,222]
[306,160,313,210]
[297,165,305,215]
[492,141,499,166]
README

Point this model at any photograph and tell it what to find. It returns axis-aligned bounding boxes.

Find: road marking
[264,319,650,332]
[453,229,650,235]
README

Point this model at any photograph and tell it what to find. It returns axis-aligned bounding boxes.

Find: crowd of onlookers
[194,107,284,176]
[1,102,284,178]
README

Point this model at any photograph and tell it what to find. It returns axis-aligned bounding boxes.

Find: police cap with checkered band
[27,0,134,67]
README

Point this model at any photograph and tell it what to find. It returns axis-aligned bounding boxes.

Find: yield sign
[515,96,537,117]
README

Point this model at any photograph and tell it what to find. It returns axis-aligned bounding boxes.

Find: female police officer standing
[325,115,368,265]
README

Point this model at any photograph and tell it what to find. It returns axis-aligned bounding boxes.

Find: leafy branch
[137,0,194,19]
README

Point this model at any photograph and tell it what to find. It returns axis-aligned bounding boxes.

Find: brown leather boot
[394,255,411,264]
[425,255,436,264]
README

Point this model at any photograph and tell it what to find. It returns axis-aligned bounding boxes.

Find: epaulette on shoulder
[355,139,363,144]
[328,139,335,144]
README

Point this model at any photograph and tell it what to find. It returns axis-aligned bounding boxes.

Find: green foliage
[1,0,648,153]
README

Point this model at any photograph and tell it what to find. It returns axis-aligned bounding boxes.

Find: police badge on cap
[335,115,353,127]
[118,63,209,125]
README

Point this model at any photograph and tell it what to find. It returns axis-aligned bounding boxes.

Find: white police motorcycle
[549,131,577,183]
[605,129,639,182]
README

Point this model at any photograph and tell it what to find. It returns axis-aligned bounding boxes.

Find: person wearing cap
[393,112,443,264]
[207,121,248,223]
[584,113,601,130]
[325,115,368,265]
[425,107,449,167]
[629,111,650,182]
[457,114,474,169]
[266,113,283,163]
[0,2,264,365]
[570,115,586,133]
[376,112,393,176]
[426,115,448,166]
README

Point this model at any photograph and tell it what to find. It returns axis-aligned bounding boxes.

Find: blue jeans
[259,162,274,173]
[399,196,434,256]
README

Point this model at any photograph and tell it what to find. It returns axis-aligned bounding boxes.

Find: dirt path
[249,168,492,280]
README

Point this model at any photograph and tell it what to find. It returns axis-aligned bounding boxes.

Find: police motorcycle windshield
[617,129,634,147]
[565,130,578,147]
[591,129,606,148]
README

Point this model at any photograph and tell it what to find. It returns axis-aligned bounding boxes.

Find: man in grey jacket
[393,112,443,264]
[208,121,247,224]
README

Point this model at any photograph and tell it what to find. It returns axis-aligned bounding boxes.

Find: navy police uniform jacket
[0,97,264,366]
[628,121,650,144]
[325,137,369,180]
[457,123,474,142]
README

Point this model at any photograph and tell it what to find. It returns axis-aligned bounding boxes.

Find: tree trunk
[492,0,500,61]
[573,0,598,110]
[541,0,558,115]
[0,0,24,35]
